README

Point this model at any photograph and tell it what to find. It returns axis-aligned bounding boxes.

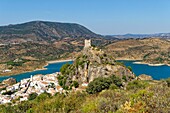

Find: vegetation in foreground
[0,78,169,113]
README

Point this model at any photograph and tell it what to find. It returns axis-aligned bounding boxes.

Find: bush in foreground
[86,75,122,94]
[126,80,149,90]
[28,93,38,101]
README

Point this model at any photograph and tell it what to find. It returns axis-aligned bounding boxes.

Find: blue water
[0,61,73,82]
[119,60,170,80]
[0,60,170,82]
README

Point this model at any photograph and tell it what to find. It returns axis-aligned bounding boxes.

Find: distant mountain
[0,21,102,43]
[106,33,170,39]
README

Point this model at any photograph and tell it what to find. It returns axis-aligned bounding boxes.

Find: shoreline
[116,58,170,67]
[133,61,170,66]
[0,59,74,77]
[115,58,142,61]
[48,59,74,64]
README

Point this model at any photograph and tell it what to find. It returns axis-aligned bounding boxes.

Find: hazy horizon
[1,0,170,35]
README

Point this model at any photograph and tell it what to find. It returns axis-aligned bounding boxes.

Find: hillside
[0,41,83,76]
[0,21,102,43]
[105,38,170,64]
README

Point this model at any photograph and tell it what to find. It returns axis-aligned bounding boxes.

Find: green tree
[127,66,132,71]
[86,77,112,94]
[110,75,122,87]
[60,63,70,75]
[73,81,79,88]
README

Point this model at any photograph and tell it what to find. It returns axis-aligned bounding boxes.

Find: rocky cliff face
[137,74,153,81]
[63,47,135,85]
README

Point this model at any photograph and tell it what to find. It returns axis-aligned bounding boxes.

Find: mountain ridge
[0,21,102,43]
[106,33,170,39]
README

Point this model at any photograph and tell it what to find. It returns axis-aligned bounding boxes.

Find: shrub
[63,92,86,112]
[165,78,170,87]
[57,75,68,89]
[86,75,123,94]
[35,92,51,102]
[122,75,127,81]
[116,61,125,67]
[86,77,112,94]
[127,66,132,71]
[155,57,163,63]
[7,61,23,66]
[109,84,118,90]
[28,93,38,100]
[126,80,148,90]
[81,99,97,113]
[110,75,122,87]
[60,63,70,75]
[73,81,79,88]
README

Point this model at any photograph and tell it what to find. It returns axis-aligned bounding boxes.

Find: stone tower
[84,39,91,48]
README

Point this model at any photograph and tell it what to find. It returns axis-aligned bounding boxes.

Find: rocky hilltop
[60,46,135,87]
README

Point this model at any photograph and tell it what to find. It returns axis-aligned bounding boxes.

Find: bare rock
[2,78,17,86]
[138,74,153,80]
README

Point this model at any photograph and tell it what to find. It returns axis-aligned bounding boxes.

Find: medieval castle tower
[84,39,91,48]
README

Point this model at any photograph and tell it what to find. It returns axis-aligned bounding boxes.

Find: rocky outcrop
[2,78,17,86]
[137,74,153,80]
[63,47,135,85]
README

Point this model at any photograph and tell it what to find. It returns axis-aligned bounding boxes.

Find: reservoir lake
[0,61,73,82]
[0,60,170,82]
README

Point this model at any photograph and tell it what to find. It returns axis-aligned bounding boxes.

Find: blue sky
[0,0,170,35]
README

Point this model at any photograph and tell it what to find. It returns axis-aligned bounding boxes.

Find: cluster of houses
[0,72,63,104]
